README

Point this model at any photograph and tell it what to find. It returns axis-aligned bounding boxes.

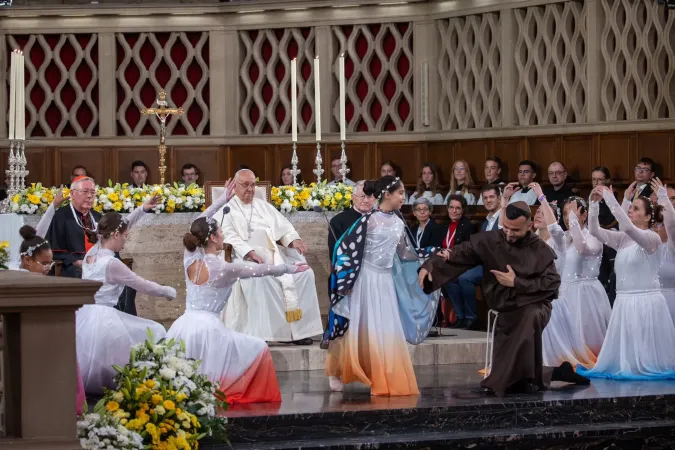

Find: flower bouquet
[325,182,353,212]
[271,185,310,213]
[0,240,9,270]
[9,183,63,214]
[78,330,228,450]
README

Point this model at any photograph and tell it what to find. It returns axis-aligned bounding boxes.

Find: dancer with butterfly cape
[325,176,440,396]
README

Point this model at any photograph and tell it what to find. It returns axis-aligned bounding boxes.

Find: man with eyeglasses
[508,160,539,206]
[629,157,656,201]
[327,157,356,187]
[218,169,323,345]
[543,161,574,207]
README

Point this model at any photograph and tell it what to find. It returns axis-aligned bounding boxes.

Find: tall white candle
[8,51,16,140]
[291,58,298,143]
[339,54,346,141]
[16,52,25,140]
[314,56,321,142]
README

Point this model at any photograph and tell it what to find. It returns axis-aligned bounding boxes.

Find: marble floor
[225,363,675,418]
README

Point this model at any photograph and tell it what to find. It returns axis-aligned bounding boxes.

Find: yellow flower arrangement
[271,181,353,213]
[78,330,228,450]
[0,240,9,270]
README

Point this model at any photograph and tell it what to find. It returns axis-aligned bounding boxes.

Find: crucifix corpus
[140,89,184,185]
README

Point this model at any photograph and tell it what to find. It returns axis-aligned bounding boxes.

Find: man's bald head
[234,169,256,204]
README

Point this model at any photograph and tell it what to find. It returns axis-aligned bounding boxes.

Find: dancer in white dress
[79,195,176,394]
[531,183,611,368]
[326,176,439,395]
[647,178,675,324]
[577,185,675,380]
[168,180,308,404]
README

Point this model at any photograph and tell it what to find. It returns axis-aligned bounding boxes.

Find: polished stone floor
[225,363,675,418]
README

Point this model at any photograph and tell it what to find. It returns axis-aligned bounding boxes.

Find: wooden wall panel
[54,147,109,186]
[426,141,455,183]
[228,145,271,181]
[376,142,424,185]
[561,135,595,182]
[492,139,525,182]
[526,137,559,181]
[114,147,161,186]
[636,132,674,179]
[326,143,369,183]
[170,146,224,185]
[597,134,633,183]
[0,147,52,187]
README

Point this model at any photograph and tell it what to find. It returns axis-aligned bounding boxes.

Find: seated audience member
[543,161,574,206]
[71,165,89,182]
[408,163,445,205]
[509,160,538,205]
[327,158,355,187]
[444,160,476,205]
[630,157,656,200]
[181,163,201,186]
[407,198,444,249]
[477,156,505,205]
[380,160,407,202]
[130,160,150,188]
[440,194,478,329]
[279,164,303,186]
[592,166,619,306]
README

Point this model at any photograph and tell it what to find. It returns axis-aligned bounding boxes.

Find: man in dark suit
[442,186,502,330]
[321,181,375,348]
[631,157,656,200]
[407,197,445,249]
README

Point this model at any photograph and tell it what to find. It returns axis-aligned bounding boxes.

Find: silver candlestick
[18,141,28,190]
[291,142,301,187]
[338,140,350,182]
[313,142,324,183]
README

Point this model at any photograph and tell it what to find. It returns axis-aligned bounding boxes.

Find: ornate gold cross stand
[140,89,184,185]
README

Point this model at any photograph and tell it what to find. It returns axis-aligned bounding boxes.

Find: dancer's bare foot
[329,376,344,392]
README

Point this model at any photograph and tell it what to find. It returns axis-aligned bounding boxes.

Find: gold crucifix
[140,89,184,185]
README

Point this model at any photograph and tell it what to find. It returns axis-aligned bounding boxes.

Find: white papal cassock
[215,195,323,341]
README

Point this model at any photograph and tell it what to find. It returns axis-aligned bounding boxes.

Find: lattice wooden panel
[6,34,98,137]
[332,23,413,132]
[238,28,315,135]
[116,32,210,136]
[437,13,501,130]
[514,1,587,126]
[600,0,675,121]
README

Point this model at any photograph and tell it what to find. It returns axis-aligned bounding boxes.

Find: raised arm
[530,183,557,227]
[567,208,603,256]
[106,258,176,300]
[36,189,66,238]
[603,188,661,254]
[198,179,235,221]
[547,223,567,253]
[656,185,675,249]
[588,194,624,250]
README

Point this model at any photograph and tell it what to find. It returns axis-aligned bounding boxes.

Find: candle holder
[291,142,301,187]
[338,140,350,182]
[1,139,29,213]
[313,142,324,183]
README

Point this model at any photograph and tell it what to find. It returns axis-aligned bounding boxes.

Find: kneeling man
[217,169,323,345]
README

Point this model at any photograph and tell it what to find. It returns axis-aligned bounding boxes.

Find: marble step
[217,419,675,449]
[268,329,487,372]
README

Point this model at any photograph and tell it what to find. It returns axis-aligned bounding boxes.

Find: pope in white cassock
[214,169,323,345]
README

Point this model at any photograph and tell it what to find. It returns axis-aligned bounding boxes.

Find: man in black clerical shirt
[130,160,150,188]
[321,181,375,348]
[543,161,574,206]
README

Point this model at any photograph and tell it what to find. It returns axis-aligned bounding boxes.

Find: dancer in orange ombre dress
[167,180,309,404]
[326,176,439,396]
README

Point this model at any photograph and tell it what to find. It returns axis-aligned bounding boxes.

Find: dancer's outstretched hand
[53,189,66,207]
[418,268,432,289]
[143,193,162,212]
[624,181,637,201]
[293,262,310,273]
[490,265,516,287]
[224,178,236,202]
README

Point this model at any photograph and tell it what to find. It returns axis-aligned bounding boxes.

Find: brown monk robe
[418,201,590,396]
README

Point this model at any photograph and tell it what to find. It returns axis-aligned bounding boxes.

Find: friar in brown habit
[418,201,590,396]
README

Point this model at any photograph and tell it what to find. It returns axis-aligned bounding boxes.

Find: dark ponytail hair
[183,217,218,252]
[363,176,402,200]
[19,225,50,259]
[636,196,664,224]
[85,212,129,244]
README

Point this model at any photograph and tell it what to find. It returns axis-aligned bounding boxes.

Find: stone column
[500,8,517,128]
[413,20,440,131]
[586,0,604,123]
[210,30,240,137]
[98,32,117,137]
[0,272,99,447]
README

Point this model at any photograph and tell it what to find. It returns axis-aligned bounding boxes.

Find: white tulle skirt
[662,289,675,326]
[577,290,675,380]
[167,310,281,404]
[76,304,166,395]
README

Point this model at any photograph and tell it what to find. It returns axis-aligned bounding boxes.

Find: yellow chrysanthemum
[108,192,119,202]
[152,394,163,405]
[334,192,343,201]
[163,400,176,411]
[105,401,120,412]
[112,201,123,211]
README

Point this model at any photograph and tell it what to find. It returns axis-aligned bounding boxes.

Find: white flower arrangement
[77,412,144,450]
